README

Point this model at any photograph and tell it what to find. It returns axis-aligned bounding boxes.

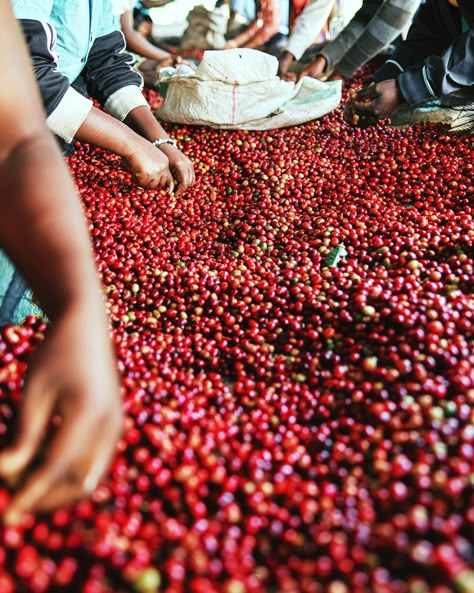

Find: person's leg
[0,251,43,325]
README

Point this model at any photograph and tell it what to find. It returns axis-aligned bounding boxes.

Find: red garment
[289,0,309,29]
[292,0,308,15]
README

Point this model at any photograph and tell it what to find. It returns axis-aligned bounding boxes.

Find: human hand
[0,309,122,525]
[328,70,345,82]
[156,55,183,70]
[278,51,296,81]
[159,144,195,197]
[297,55,327,82]
[344,80,402,127]
[124,137,174,190]
[281,71,297,82]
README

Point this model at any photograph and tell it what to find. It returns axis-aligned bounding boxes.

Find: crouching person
[344,0,474,129]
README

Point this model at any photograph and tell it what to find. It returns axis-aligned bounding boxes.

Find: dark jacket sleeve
[397,28,474,105]
[18,19,70,117]
[369,1,473,106]
[81,30,143,105]
[369,1,448,82]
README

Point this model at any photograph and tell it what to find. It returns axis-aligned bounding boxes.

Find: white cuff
[104,85,149,121]
[46,87,93,143]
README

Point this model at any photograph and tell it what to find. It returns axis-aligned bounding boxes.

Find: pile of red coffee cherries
[0,75,472,593]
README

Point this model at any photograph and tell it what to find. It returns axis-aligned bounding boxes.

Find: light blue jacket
[12,0,146,142]
[12,0,116,84]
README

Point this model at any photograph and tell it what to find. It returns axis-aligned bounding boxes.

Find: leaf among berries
[324,243,348,268]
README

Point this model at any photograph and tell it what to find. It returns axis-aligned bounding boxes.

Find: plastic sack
[155,49,342,130]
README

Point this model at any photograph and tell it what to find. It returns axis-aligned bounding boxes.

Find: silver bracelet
[152,138,177,149]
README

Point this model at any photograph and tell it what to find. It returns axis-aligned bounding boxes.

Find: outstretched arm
[119,9,171,61]
[279,0,333,79]
[345,2,474,126]
[329,0,421,80]
[16,17,194,194]
[0,1,122,525]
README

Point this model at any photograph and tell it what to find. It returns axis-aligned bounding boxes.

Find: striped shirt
[319,0,422,78]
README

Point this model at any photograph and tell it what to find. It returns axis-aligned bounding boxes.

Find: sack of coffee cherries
[155,49,342,130]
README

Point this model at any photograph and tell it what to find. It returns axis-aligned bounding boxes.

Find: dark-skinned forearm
[74,105,154,158]
[123,104,171,141]
[74,105,171,156]
[0,133,105,321]
[125,30,170,60]
[121,14,170,60]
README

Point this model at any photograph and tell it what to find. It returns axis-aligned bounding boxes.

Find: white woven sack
[196,48,279,82]
[240,77,343,131]
[155,49,342,130]
[156,49,294,127]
